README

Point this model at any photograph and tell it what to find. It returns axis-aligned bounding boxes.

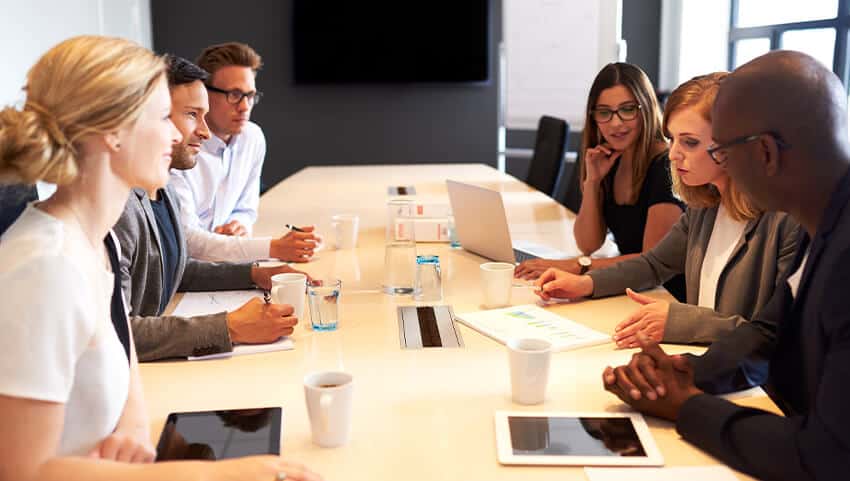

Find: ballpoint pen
[284,223,306,232]
[263,290,272,304]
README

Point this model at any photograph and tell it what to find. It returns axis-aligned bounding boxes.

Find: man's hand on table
[602,334,703,422]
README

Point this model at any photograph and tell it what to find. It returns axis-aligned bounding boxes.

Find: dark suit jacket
[113,185,255,361]
[677,168,850,481]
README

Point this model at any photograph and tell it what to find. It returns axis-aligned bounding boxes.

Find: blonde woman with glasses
[534,73,799,349]
[0,36,320,481]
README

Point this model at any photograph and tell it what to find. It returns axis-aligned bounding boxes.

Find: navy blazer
[678,168,850,481]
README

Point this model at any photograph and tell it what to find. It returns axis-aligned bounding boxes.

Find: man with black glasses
[170,42,320,260]
[600,50,850,480]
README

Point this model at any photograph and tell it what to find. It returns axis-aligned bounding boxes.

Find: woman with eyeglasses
[0,36,321,481]
[516,63,687,301]
[532,73,800,348]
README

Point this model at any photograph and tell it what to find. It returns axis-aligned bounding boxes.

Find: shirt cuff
[243,236,272,261]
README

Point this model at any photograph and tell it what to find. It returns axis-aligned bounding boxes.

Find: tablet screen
[508,416,646,457]
[155,407,282,461]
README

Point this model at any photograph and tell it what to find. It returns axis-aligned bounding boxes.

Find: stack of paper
[172,290,295,361]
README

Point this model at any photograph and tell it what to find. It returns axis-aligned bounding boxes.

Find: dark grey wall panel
[151,0,501,191]
[623,0,662,86]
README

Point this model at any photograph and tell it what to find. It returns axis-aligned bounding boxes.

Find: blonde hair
[197,42,263,77]
[0,35,165,185]
[662,72,761,221]
[580,63,667,204]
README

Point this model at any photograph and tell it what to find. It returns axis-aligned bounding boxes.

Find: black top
[105,233,131,363]
[150,191,180,314]
[600,150,686,300]
[679,167,850,481]
[601,150,683,253]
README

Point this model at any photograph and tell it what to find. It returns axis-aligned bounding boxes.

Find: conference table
[143,164,778,480]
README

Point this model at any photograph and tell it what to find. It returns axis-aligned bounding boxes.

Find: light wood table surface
[144,164,777,480]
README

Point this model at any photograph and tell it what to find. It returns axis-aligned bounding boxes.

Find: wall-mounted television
[293,1,491,84]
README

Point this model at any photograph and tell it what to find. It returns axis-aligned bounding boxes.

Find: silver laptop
[446,180,570,263]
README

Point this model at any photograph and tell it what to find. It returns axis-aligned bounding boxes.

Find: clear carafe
[382,199,417,295]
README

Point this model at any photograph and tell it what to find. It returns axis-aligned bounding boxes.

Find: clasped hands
[602,334,703,422]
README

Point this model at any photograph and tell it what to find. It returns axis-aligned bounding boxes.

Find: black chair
[0,183,38,236]
[557,160,583,213]
[525,115,569,198]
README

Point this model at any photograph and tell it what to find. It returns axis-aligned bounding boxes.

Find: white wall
[503,0,622,131]
[0,0,152,106]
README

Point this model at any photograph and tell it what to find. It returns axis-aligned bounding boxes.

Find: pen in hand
[284,224,306,233]
[263,290,272,304]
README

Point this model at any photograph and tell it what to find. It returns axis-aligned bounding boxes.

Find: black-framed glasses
[591,103,641,123]
[206,85,263,106]
[707,132,791,166]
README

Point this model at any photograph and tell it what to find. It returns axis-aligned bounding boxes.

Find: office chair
[0,183,38,237]
[525,115,569,198]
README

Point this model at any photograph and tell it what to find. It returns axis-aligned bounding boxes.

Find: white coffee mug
[331,214,359,250]
[480,262,514,308]
[304,371,354,447]
[270,273,307,320]
[507,338,552,405]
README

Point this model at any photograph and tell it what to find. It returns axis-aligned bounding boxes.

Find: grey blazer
[588,207,800,344]
[113,185,255,361]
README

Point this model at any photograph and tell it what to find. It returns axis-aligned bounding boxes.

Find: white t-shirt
[787,249,809,299]
[0,205,129,456]
[698,206,748,309]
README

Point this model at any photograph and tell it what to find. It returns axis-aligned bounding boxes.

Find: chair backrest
[0,183,38,237]
[525,115,569,197]
[557,161,583,213]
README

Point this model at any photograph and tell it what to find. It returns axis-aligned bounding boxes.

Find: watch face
[578,256,592,267]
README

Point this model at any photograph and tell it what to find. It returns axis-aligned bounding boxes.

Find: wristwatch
[577,256,592,275]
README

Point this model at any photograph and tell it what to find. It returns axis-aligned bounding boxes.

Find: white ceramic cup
[507,338,552,405]
[331,214,359,250]
[480,262,515,308]
[270,273,307,320]
[304,371,354,447]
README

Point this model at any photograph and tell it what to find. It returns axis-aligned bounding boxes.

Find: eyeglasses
[206,85,263,106]
[706,132,791,166]
[591,103,641,123]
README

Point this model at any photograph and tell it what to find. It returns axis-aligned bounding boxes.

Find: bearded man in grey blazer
[113,56,306,361]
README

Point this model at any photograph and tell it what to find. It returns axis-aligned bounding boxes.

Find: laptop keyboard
[513,249,539,263]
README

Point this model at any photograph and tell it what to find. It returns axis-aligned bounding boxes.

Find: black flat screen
[508,416,647,457]
[155,407,282,461]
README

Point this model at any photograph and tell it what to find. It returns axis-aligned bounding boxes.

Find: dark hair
[164,55,209,87]
[196,42,262,77]
[579,62,666,204]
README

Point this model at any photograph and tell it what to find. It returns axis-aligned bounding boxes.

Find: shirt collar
[202,131,232,156]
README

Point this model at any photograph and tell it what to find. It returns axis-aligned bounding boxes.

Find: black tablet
[155,407,282,461]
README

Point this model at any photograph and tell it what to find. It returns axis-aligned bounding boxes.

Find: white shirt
[698,206,748,309]
[183,222,271,262]
[170,120,266,235]
[0,205,129,456]
[787,249,809,299]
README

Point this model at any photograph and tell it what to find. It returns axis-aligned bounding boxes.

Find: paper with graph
[455,304,610,352]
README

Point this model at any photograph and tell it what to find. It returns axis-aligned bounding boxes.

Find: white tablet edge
[494,410,664,467]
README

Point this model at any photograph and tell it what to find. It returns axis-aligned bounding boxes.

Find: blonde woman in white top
[535,73,800,348]
[0,36,320,481]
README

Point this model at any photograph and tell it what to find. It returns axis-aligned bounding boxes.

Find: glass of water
[307,278,341,331]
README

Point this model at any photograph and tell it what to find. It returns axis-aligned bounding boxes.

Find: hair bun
[0,105,78,185]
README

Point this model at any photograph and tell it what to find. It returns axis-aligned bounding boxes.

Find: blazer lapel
[687,208,717,303]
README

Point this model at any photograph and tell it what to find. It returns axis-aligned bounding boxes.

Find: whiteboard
[504,0,623,131]
[0,0,152,106]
